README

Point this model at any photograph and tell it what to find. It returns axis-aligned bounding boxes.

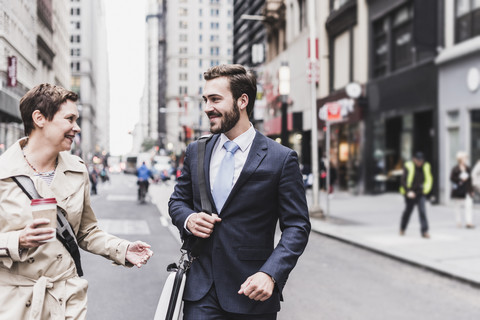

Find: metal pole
[281,95,288,147]
[307,0,322,215]
[326,120,330,218]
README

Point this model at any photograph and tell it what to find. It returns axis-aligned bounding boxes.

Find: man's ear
[32,110,46,129]
[237,93,249,111]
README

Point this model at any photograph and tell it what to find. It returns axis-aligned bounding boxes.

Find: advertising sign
[7,56,17,87]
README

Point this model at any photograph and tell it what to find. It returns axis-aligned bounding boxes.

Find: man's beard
[208,100,240,134]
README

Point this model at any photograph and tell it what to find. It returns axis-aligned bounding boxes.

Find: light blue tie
[212,141,239,213]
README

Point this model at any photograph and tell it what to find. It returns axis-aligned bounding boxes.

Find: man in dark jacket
[169,64,310,319]
[399,152,433,238]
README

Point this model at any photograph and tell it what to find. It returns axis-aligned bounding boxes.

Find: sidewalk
[150,181,480,286]
[307,189,480,286]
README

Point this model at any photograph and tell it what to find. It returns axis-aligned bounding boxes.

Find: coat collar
[0,138,87,202]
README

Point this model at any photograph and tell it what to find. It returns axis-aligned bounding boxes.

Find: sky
[104,0,147,156]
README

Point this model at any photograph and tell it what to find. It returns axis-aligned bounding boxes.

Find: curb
[310,217,480,288]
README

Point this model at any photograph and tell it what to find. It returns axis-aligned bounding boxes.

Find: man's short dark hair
[19,83,78,136]
[203,64,257,117]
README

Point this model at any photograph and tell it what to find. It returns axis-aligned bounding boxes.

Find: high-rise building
[164,0,234,154]
[69,0,110,161]
[233,0,266,67]
[0,0,70,153]
[139,0,167,153]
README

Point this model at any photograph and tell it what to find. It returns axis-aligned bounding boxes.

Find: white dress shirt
[209,124,256,192]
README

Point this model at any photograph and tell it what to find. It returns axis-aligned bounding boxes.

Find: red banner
[7,56,17,87]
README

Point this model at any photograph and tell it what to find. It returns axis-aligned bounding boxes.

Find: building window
[471,110,480,164]
[180,34,188,41]
[179,8,188,16]
[455,0,480,43]
[298,0,306,31]
[391,5,413,71]
[373,19,388,78]
[210,47,219,56]
[179,73,188,81]
[179,47,188,54]
[179,86,188,95]
[179,59,188,67]
[179,21,188,29]
[372,2,417,78]
[199,35,203,42]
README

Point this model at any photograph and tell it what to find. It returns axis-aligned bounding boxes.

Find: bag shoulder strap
[11,175,84,277]
[197,135,213,215]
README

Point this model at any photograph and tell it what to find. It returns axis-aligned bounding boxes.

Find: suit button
[57,254,62,260]
[59,298,63,305]
[27,257,35,264]
[26,300,31,307]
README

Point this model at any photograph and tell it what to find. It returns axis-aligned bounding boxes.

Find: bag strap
[197,135,213,215]
[11,176,84,277]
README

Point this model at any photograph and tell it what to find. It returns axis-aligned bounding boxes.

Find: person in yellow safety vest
[399,151,433,238]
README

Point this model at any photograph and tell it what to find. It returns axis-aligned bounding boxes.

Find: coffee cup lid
[31,198,57,205]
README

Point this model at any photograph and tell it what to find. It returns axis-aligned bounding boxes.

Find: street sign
[306,60,320,83]
[319,98,354,121]
[326,102,342,121]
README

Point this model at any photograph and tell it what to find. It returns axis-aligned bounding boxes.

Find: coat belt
[0,266,76,320]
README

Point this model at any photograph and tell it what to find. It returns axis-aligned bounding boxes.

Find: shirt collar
[218,124,256,152]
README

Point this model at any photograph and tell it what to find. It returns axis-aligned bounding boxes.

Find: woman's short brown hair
[203,64,257,117]
[19,83,78,136]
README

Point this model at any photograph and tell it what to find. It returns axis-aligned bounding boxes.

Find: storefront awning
[0,90,22,121]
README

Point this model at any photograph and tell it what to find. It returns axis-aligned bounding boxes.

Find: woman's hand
[19,219,56,249]
[126,241,153,268]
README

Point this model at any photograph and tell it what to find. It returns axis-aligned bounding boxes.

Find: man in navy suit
[169,64,311,319]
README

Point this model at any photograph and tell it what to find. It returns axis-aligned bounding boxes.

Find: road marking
[97,219,150,235]
[106,194,137,201]
[160,216,169,227]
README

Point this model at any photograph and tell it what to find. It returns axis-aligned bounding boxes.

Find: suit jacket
[168,131,311,314]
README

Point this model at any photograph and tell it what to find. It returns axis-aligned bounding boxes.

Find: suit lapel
[222,132,267,211]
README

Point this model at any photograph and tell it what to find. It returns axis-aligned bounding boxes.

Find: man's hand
[19,219,56,249]
[238,272,275,301]
[187,212,221,238]
[407,191,416,199]
[126,241,153,268]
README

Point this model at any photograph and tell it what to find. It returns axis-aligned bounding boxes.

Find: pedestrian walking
[399,151,433,238]
[450,151,475,228]
[89,165,98,195]
[169,64,311,319]
[0,84,153,319]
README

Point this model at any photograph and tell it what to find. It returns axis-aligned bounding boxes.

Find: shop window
[455,0,480,43]
[471,110,480,163]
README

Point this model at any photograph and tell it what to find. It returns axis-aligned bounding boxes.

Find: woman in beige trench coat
[0,84,153,319]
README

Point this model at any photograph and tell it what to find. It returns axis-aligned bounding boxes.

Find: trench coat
[0,138,131,320]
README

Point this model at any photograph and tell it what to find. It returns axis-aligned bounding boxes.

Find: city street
[81,174,480,320]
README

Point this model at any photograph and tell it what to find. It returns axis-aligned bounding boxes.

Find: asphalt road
[81,174,480,320]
